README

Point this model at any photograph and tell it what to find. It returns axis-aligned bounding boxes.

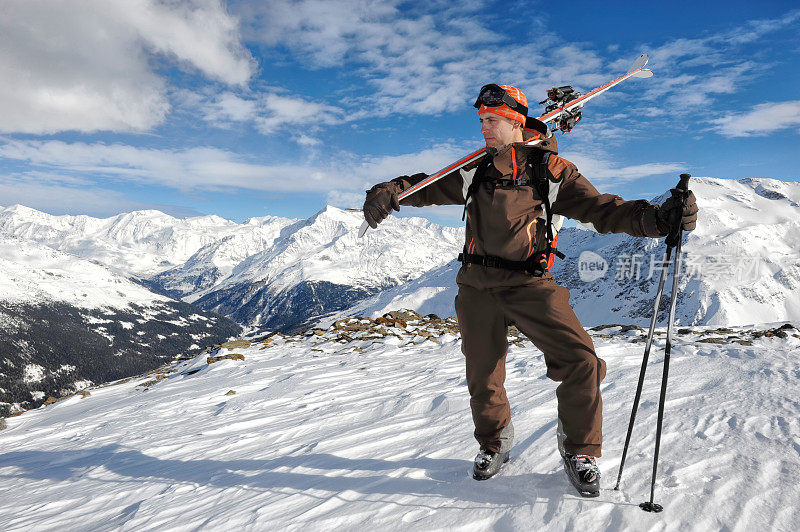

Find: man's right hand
[363,183,400,228]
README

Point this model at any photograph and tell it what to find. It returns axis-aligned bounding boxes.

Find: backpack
[459,148,565,273]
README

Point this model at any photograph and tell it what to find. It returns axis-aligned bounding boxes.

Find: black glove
[656,189,697,235]
[363,183,400,228]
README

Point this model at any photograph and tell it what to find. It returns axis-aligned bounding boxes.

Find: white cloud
[204,92,260,124]
[349,143,470,189]
[200,90,347,142]
[233,2,800,136]
[326,190,364,209]
[564,152,685,185]
[256,94,346,134]
[0,136,685,224]
[0,138,470,196]
[711,100,800,137]
[0,0,255,134]
[0,140,326,192]
[234,0,608,119]
[638,10,800,116]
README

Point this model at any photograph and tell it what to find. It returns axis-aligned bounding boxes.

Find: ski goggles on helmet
[473,84,528,117]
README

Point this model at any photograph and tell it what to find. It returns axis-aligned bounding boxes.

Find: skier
[362,84,697,497]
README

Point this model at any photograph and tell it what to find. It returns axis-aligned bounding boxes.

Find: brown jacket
[389,134,665,289]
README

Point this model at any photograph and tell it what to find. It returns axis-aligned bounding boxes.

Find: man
[362,84,697,497]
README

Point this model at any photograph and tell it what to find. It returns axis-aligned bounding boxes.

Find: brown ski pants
[454,276,606,457]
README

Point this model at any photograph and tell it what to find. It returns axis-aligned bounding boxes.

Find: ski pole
[614,244,672,490]
[639,173,690,513]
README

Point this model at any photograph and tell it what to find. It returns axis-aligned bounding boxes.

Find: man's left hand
[656,189,698,235]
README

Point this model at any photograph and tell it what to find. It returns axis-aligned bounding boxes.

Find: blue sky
[1,0,798,226]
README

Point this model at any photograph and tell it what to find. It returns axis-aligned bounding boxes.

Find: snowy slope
[0,204,295,277]
[553,176,800,326]
[0,235,241,416]
[336,177,800,327]
[149,218,296,297]
[0,204,462,332]
[1,316,798,530]
[187,206,462,331]
[0,234,174,309]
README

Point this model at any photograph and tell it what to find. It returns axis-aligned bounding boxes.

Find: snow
[22,364,45,383]
[0,235,172,309]
[1,322,798,530]
[0,204,295,277]
[4,177,800,328]
[337,177,800,327]
[191,206,462,302]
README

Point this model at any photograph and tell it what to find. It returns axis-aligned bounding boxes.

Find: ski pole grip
[665,174,691,247]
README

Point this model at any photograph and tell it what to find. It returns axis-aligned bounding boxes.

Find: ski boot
[557,419,600,497]
[472,449,510,480]
[562,453,600,497]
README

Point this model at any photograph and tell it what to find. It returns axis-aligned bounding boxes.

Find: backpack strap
[528,150,566,269]
[461,155,492,221]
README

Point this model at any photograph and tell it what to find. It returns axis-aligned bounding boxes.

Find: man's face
[479,112,521,148]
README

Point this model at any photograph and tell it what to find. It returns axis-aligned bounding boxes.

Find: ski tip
[631,68,654,78]
[358,219,369,238]
[629,53,649,73]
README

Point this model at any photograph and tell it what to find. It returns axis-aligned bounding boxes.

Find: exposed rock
[734,340,753,346]
[220,340,251,349]
[207,353,245,364]
[340,323,372,332]
[386,310,423,322]
[79,391,91,398]
[375,317,406,328]
[698,337,728,344]
[590,324,622,331]
[225,390,236,396]
[0,417,5,430]
[43,396,58,405]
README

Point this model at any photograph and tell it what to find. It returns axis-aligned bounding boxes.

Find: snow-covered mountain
[3,176,799,331]
[0,204,463,333]
[333,177,800,327]
[0,235,241,416]
[181,207,462,332]
[0,204,295,278]
[2,315,798,529]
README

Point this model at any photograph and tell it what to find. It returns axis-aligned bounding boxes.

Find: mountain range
[2,176,799,414]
